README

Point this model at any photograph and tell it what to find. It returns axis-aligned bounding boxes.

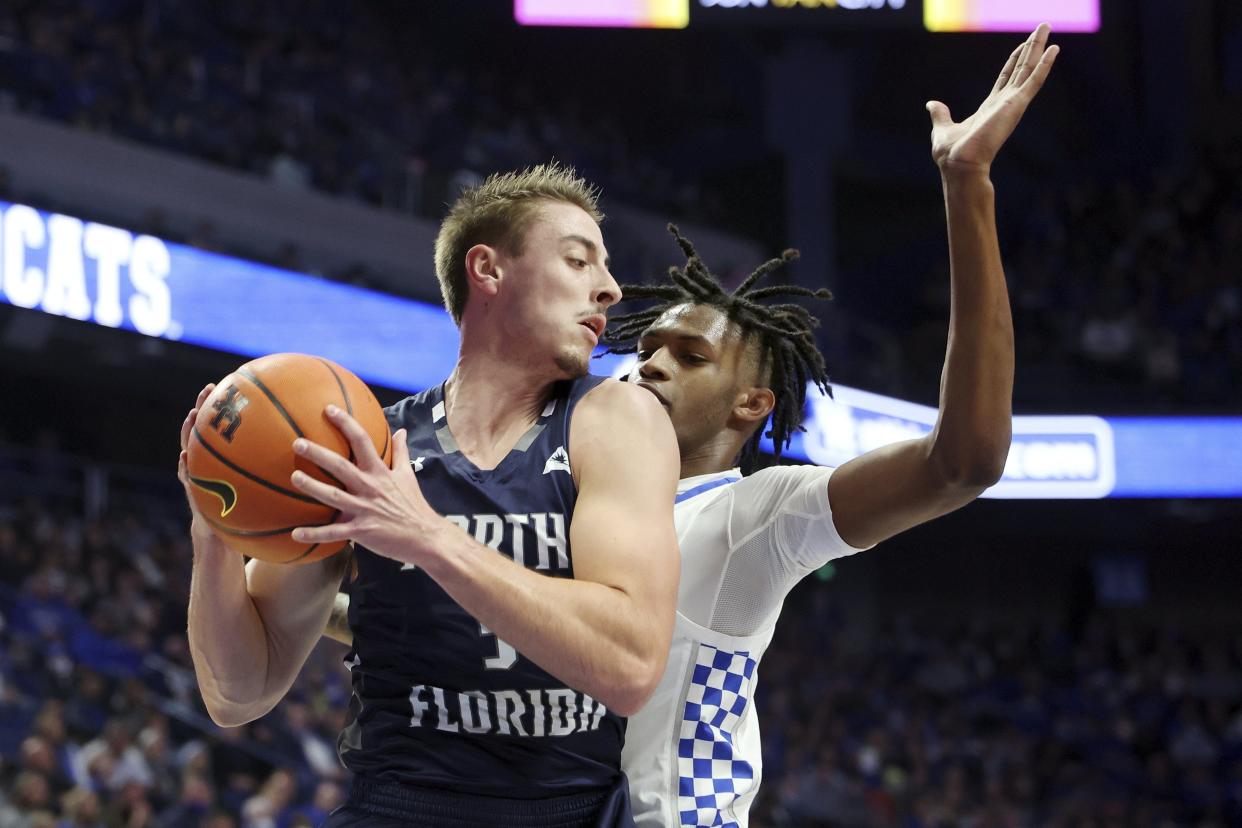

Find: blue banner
[0,199,459,391]
[762,385,1242,499]
[2,199,1238,499]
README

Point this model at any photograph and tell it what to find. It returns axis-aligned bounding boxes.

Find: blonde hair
[433,163,604,324]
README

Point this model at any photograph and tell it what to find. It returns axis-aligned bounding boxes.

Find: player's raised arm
[179,384,347,727]
[828,24,1060,549]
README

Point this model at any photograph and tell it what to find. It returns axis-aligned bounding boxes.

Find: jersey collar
[675,469,743,504]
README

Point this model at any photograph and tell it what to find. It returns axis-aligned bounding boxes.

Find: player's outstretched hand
[926,23,1059,176]
[289,406,438,566]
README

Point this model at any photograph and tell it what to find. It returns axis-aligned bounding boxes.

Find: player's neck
[443,350,557,463]
[679,434,744,480]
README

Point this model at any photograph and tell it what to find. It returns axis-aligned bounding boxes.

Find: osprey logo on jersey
[411,456,425,472]
[543,446,570,475]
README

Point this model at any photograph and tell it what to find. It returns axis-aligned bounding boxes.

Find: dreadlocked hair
[603,224,833,471]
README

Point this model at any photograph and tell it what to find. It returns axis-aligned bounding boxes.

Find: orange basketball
[185,353,393,564]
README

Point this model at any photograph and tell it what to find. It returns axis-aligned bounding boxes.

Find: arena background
[1,1,1241,825]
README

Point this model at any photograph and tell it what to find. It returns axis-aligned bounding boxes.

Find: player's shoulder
[574,377,669,430]
[570,379,677,483]
[726,463,836,515]
[741,462,836,490]
[383,386,439,428]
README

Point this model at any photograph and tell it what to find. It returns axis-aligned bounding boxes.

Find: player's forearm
[189,537,344,725]
[929,170,1013,487]
[419,524,671,716]
[186,526,274,726]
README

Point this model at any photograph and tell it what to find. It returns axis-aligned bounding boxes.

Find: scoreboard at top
[514,0,1100,32]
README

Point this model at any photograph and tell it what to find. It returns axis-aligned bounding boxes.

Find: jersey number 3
[479,623,517,670]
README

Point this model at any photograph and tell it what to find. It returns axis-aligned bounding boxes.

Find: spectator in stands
[290,781,345,827]
[57,787,103,828]
[152,774,216,828]
[1004,147,1242,406]
[238,769,295,828]
[72,719,153,794]
[135,725,178,810]
[15,738,71,801]
[0,1,693,223]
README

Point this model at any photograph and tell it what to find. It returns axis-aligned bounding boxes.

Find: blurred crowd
[1015,145,1242,407]
[900,141,1242,408]
[3,482,1242,827]
[0,0,702,222]
[1,0,1239,407]
[754,592,1242,827]
[0,499,353,828]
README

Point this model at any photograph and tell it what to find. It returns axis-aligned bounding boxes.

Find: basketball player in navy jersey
[325,24,1058,826]
[178,164,681,827]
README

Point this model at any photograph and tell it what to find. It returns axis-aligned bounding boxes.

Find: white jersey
[622,465,867,827]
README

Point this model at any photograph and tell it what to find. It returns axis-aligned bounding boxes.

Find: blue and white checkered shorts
[677,644,758,827]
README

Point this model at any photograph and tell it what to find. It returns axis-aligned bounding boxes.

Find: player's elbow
[937,456,1006,492]
[944,453,1006,490]
[968,453,1008,488]
[606,651,667,717]
[200,689,275,729]
[609,697,649,719]
[930,434,1010,490]
[203,698,257,729]
[965,435,1011,487]
[606,677,657,718]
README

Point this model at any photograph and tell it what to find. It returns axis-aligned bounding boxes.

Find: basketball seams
[202,509,341,538]
[201,516,342,565]
[317,357,393,469]
[315,357,354,415]
[237,367,306,438]
[316,357,359,466]
[241,362,350,490]
[288,542,324,564]
[206,521,300,538]
[192,426,324,506]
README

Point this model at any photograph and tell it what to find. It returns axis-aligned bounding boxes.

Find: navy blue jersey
[338,375,627,799]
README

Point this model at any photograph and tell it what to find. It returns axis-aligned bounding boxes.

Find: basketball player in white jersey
[601,25,1059,827]
[325,25,1058,827]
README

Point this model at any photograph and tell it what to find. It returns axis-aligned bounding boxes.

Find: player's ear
[464,244,502,298]
[731,386,774,427]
